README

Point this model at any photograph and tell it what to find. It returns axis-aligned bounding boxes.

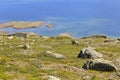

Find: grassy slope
[0,36,120,80]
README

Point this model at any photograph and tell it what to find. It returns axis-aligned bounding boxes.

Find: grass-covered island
[0,32,120,80]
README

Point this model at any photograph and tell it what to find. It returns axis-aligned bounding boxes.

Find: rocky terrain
[0,32,120,80]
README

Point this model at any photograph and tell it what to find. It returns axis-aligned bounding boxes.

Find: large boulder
[77,46,103,59]
[82,59,117,71]
[45,51,66,59]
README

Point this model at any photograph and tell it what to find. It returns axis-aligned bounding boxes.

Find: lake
[0,0,120,38]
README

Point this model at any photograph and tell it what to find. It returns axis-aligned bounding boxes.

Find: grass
[0,35,119,80]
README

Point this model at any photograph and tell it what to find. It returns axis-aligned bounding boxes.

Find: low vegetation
[0,34,120,80]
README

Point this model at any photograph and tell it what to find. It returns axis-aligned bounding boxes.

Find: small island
[0,21,54,29]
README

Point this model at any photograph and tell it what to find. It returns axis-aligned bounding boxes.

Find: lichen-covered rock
[82,59,117,71]
[77,46,103,59]
[45,51,66,59]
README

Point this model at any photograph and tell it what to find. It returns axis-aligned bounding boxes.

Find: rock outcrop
[59,33,73,38]
[8,32,38,38]
[83,35,107,39]
[77,46,103,59]
[82,59,117,71]
[71,40,80,45]
[17,44,30,49]
[45,51,66,59]
[104,39,119,44]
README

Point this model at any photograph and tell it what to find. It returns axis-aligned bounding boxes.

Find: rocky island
[0,21,53,29]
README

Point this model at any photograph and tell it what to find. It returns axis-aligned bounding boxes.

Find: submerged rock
[82,59,117,72]
[77,46,103,59]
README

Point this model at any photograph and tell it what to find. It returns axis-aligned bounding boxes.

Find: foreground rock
[45,51,66,59]
[77,46,103,59]
[82,59,117,71]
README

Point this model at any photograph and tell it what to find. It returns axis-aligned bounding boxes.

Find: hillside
[0,33,120,80]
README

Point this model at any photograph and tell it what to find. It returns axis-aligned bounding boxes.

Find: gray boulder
[45,51,66,59]
[77,46,103,59]
[82,59,117,71]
